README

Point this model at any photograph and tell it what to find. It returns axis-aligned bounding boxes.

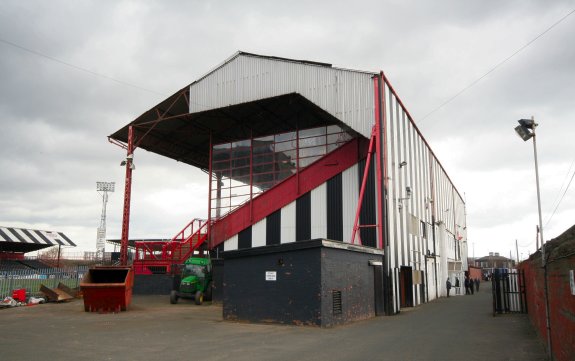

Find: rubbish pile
[0,288,46,308]
[1,284,80,309]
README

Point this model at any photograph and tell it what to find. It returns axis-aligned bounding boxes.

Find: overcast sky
[1,0,573,260]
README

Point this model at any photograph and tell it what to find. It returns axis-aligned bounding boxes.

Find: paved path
[0,287,547,361]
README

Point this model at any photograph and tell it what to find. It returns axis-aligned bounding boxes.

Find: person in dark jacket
[475,278,480,292]
[469,277,474,295]
[446,278,452,297]
[464,277,470,295]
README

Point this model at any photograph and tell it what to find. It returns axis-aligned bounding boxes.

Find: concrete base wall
[133,274,173,295]
[223,239,384,327]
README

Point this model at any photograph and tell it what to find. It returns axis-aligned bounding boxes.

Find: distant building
[475,252,516,277]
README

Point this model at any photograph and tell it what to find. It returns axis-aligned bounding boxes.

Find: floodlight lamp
[120,160,127,166]
[514,125,534,141]
[399,161,407,168]
[518,118,536,129]
[97,181,115,192]
[406,186,412,198]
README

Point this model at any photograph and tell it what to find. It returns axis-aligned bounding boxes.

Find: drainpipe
[429,160,438,299]
[378,73,393,315]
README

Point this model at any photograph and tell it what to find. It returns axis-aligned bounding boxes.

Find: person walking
[446,278,452,297]
[464,277,470,295]
[475,278,480,292]
[469,277,474,295]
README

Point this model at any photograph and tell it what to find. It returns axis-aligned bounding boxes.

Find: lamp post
[514,117,544,262]
[514,117,552,360]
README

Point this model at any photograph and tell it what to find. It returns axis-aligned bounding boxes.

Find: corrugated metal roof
[0,227,76,253]
[189,52,376,138]
[109,51,378,169]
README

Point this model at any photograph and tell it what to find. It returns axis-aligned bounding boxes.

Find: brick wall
[468,266,482,280]
[519,225,575,361]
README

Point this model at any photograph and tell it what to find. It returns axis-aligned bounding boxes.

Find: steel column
[207,132,213,248]
[351,126,376,245]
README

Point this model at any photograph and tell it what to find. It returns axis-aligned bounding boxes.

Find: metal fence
[0,266,89,299]
[491,268,527,316]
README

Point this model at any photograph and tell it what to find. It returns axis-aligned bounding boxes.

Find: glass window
[211,125,352,219]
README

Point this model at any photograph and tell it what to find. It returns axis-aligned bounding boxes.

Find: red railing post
[120,126,135,266]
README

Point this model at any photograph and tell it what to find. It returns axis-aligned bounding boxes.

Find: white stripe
[0,227,22,243]
[311,183,327,239]
[252,218,266,248]
[14,228,34,243]
[43,231,63,244]
[342,164,359,244]
[280,201,296,244]
[224,234,238,251]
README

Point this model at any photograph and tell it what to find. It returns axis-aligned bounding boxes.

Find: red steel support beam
[120,126,135,266]
[351,126,376,245]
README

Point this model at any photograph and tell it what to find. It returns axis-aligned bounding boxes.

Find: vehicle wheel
[194,290,204,305]
[205,282,213,301]
[170,290,179,304]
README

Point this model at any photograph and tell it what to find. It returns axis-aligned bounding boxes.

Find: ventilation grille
[332,290,342,315]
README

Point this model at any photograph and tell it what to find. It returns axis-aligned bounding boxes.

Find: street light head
[515,125,534,141]
[518,118,536,129]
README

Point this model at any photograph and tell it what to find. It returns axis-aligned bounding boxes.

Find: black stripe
[0,228,13,242]
[296,192,311,241]
[8,228,28,243]
[21,229,41,244]
[358,158,376,248]
[58,232,76,246]
[238,226,252,249]
[266,210,281,245]
[34,230,54,245]
[51,236,65,246]
[327,173,343,241]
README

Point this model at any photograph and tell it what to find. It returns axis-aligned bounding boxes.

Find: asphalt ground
[0,287,547,361]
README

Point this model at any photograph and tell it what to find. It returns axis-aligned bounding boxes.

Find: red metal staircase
[133,218,209,274]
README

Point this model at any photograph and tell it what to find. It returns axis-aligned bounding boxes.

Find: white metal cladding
[342,164,359,243]
[310,183,327,239]
[223,234,238,251]
[189,53,376,138]
[280,201,296,244]
[382,79,467,306]
[251,218,266,248]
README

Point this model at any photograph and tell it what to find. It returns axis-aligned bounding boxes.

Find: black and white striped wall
[222,160,380,251]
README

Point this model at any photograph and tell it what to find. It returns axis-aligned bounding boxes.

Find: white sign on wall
[570,270,575,296]
[265,271,277,281]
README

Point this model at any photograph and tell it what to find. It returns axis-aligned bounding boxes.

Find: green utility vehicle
[170,257,212,305]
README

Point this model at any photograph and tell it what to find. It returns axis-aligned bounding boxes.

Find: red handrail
[133,218,211,274]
